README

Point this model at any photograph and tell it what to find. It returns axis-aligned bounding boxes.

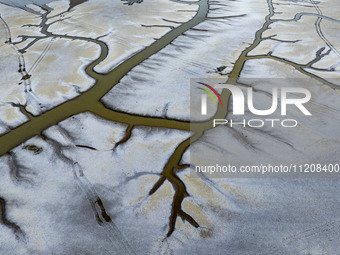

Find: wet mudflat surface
[0,0,339,254]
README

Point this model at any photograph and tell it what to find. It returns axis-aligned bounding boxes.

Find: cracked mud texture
[0,0,339,254]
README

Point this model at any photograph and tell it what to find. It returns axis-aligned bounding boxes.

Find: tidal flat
[0,0,339,254]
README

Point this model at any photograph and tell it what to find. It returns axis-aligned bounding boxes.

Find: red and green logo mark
[196,82,222,106]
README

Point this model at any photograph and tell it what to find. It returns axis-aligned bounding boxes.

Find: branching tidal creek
[0,0,339,239]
